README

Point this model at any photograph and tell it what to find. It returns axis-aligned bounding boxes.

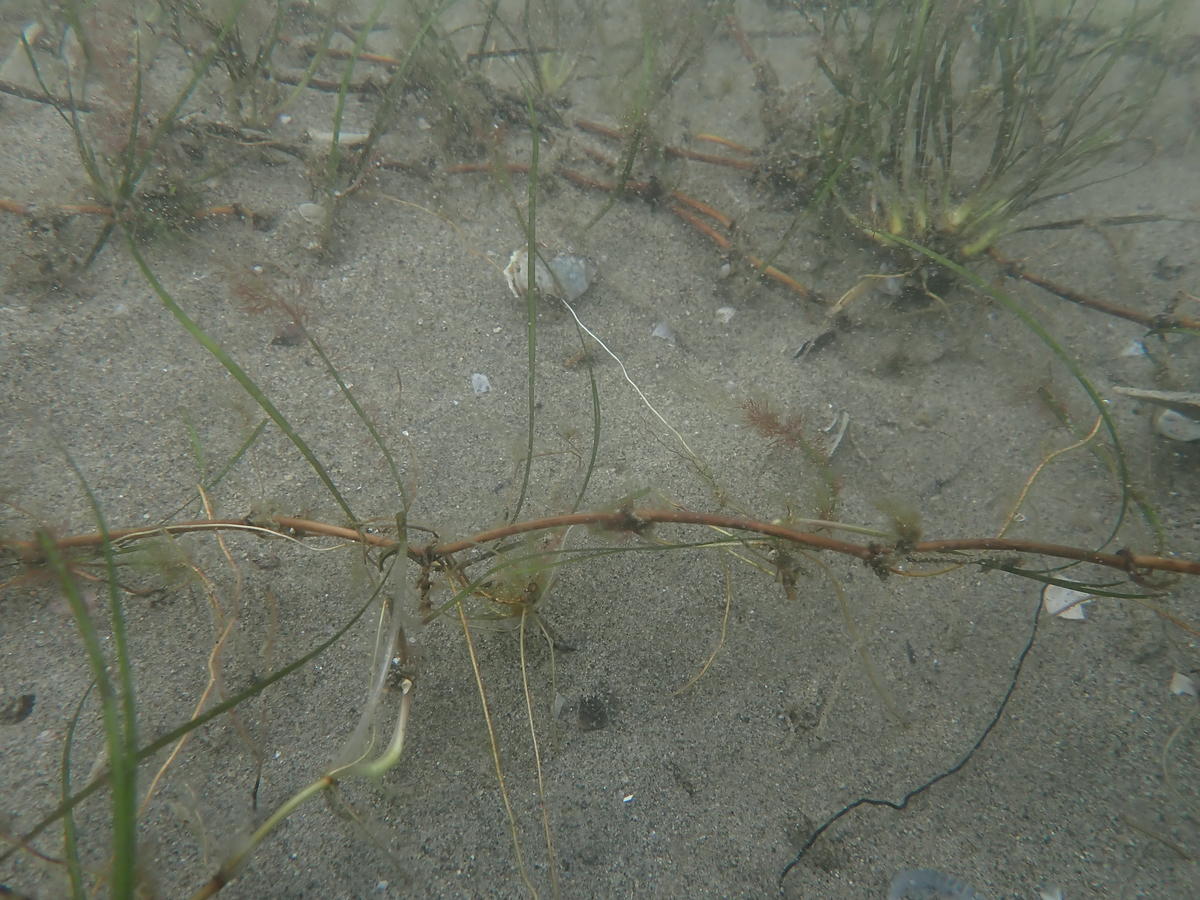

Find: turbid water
[1,2,1198,897]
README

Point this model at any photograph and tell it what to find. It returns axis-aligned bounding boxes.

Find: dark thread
[779,597,1042,888]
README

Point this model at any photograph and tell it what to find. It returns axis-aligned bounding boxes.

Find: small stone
[470,373,491,394]
[547,254,593,301]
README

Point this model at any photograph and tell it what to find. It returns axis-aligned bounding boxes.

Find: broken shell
[888,869,983,900]
[1042,584,1091,620]
[503,248,594,301]
[650,321,676,343]
[1169,672,1197,698]
[307,129,371,147]
[1119,339,1148,358]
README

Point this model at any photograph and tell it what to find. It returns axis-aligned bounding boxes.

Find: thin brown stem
[574,119,757,170]
[669,205,816,299]
[663,144,758,170]
[7,509,1199,578]
[988,249,1200,331]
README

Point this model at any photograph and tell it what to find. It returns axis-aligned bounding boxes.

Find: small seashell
[1154,408,1200,442]
[297,202,324,224]
[503,247,594,301]
[470,373,491,394]
[1113,386,1200,442]
[715,306,736,324]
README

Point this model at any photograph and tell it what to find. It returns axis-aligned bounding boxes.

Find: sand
[1,2,1198,898]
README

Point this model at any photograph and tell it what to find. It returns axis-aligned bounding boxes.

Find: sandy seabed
[2,2,1198,897]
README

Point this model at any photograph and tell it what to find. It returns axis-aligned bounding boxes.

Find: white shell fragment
[875,263,906,297]
[1119,339,1148,358]
[1154,408,1200,442]
[820,409,850,458]
[715,306,737,324]
[1042,584,1091,620]
[650,321,676,343]
[503,248,593,301]
[1112,386,1200,408]
[470,373,491,394]
[888,869,984,900]
[307,129,371,147]
[1169,672,1197,698]
[0,22,43,84]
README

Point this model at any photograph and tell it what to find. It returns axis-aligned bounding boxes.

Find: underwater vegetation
[1,0,1198,897]
[812,0,1175,258]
